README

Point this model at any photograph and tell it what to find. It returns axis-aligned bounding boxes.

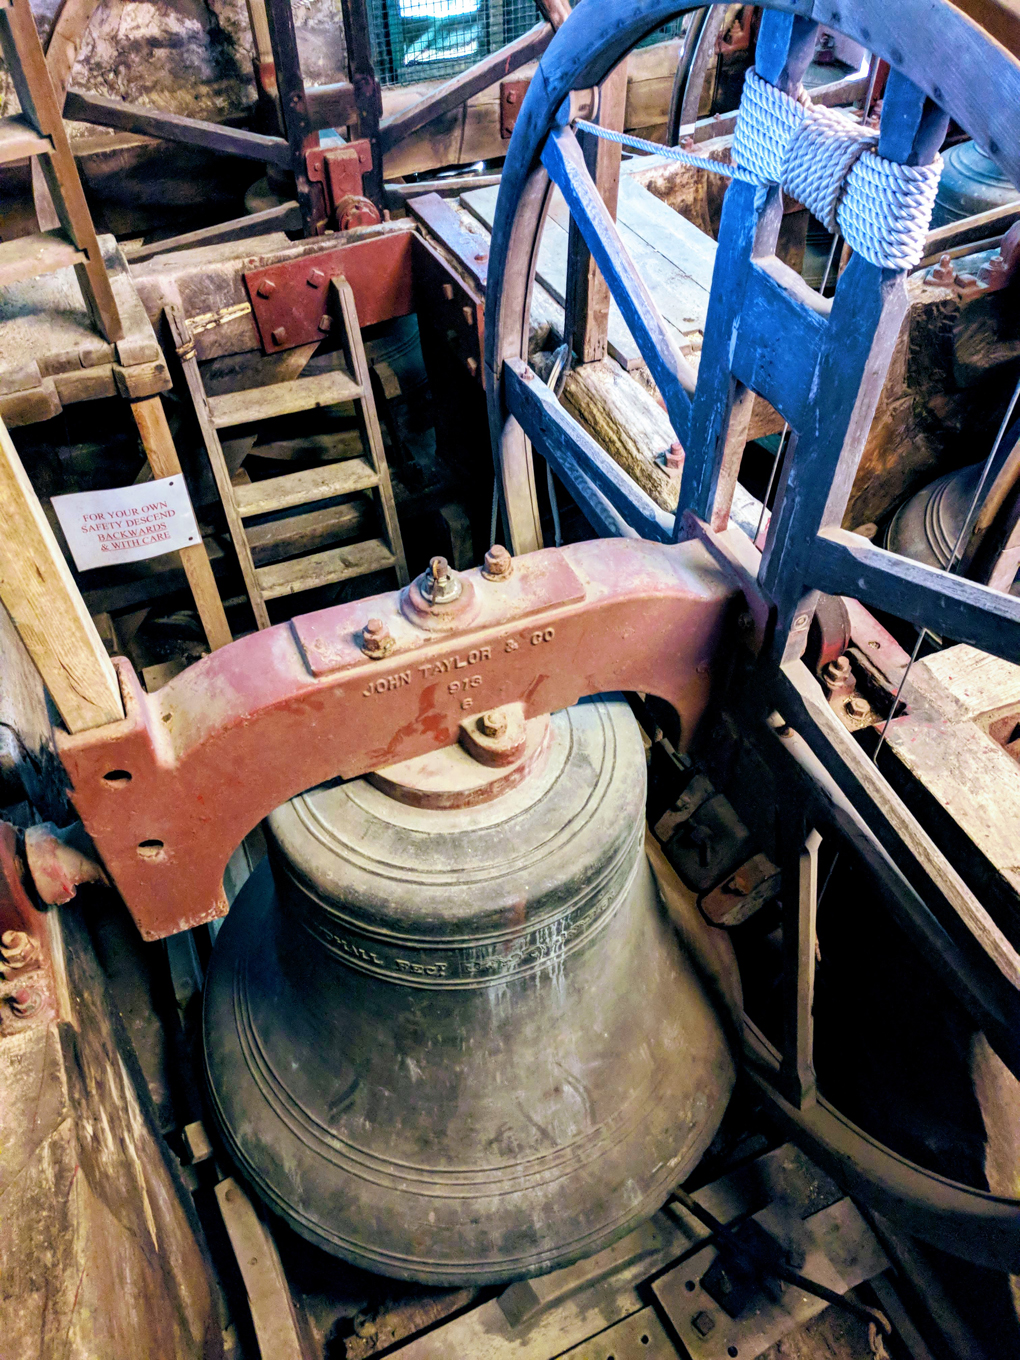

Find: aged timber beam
[0,415,124,731]
[63,89,293,167]
[378,21,555,155]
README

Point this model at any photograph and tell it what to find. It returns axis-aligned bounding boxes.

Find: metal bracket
[500,78,530,140]
[56,540,736,940]
[305,138,382,233]
[243,226,415,352]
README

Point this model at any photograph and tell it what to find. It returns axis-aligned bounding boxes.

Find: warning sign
[52,476,202,572]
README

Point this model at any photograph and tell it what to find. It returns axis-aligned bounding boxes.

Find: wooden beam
[0,413,123,731]
[122,202,303,263]
[339,0,383,205]
[810,527,1020,662]
[565,59,628,364]
[63,89,292,167]
[378,22,554,154]
[130,397,232,650]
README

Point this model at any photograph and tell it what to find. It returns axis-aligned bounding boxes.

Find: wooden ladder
[167,277,408,629]
[0,0,123,341]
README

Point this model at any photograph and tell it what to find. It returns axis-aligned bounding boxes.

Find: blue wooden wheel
[483,1,1020,1272]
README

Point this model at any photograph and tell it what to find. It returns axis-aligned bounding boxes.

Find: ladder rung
[208,371,363,428]
[0,231,85,286]
[235,458,379,518]
[0,114,51,165]
[255,538,396,600]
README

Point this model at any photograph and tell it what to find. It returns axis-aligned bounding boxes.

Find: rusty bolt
[361,618,394,659]
[929,253,956,287]
[691,1310,715,1338]
[466,357,479,377]
[10,987,42,1018]
[506,90,518,105]
[846,693,870,719]
[1,929,40,971]
[462,305,475,326]
[483,544,513,580]
[823,655,857,699]
[474,252,486,263]
[442,283,455,301]
[422,556,462,605]
[793,613,810,630]
[479,710,508,739]
[271,326,288,345]
[307,268,325,288]
[666,440,684,471]
[978,252,1010,288]
[823,655,852,684]
[318,314,333,333]
[255,279,276,299]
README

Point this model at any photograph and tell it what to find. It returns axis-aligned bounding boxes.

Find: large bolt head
[361,618,394,658]
[483,544,513,580]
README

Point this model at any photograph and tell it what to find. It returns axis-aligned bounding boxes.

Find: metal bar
[262,0,318,231]
[780,826,821,1109]
[339,0,383,206]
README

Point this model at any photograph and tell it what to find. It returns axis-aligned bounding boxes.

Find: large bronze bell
[203,695,734,1284]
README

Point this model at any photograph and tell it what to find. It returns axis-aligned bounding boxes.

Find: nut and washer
[1,929,40,972]
[421,556,463,605]
[482,544,513,581]
[361,618,395,659]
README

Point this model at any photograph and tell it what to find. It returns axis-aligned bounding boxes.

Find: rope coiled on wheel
[574,69,941,272]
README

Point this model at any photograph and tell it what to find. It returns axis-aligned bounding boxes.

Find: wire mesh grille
[367,1,686,87]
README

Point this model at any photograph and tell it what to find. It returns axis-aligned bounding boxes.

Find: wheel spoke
[504,359,674,542]
[541,124,696,446]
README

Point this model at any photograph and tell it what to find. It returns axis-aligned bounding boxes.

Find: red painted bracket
[56,540,738,940]
[305,138,382,233]
[244,228,415,353]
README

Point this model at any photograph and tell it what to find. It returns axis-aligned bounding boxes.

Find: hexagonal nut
[361,618,395,659]
[0,929,40,973]
[482,544,513,580]
[479,710,508,739]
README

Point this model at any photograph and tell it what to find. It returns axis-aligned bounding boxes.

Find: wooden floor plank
[461,177,716,367]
